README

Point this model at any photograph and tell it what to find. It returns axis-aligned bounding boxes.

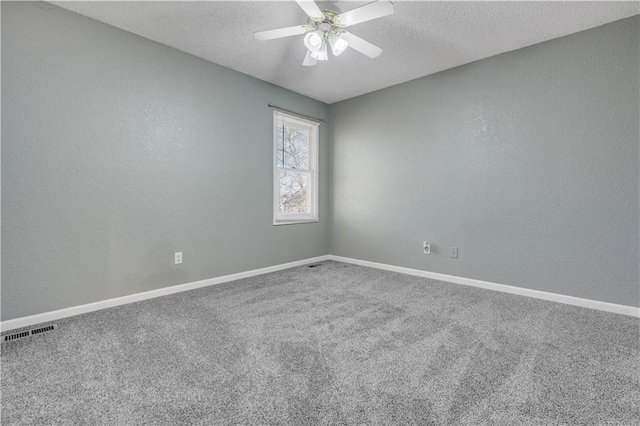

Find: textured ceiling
[52,1,638,104]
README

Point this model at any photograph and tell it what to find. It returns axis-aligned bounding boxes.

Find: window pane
[278,171,310,214]
[276,123,309,170]
[273,111,318,224]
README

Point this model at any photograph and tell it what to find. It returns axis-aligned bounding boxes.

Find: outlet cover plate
[423,241,431,255]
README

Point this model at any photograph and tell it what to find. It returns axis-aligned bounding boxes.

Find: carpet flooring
[2,260,639,425]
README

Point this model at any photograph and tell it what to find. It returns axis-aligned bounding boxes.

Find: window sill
[273,219,319,226]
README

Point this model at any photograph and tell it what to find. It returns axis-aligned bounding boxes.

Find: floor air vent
[3,324,57,343]
[30,325,57,335]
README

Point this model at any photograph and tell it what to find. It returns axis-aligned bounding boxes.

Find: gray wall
[2,2,330,320]
[330,16,639,307]
[3,3,638,321]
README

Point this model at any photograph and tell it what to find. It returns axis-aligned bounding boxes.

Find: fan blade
[303,50,318,66]
[339,32,383,58]
[295,0,324,19]
[254,25,307,41]
[336,0,394,27]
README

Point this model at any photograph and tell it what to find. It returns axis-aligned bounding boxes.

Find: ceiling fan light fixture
[255,0,394,66]
[328,34,348,56]
[304,30,324,52]
[310,41,328,61]
[303,50,318,66]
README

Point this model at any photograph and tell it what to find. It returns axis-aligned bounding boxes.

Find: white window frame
[273,111,319,225]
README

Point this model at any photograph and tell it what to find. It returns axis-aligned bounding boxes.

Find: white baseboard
[0,255,331,332]
[3,253,637,332]
[327,255,640,318]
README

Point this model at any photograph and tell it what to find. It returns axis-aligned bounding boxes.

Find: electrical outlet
[450,247,458,258]
[423,241,431,255]
[174,252,183,265]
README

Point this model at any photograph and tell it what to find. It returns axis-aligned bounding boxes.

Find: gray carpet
[2,260,639,425]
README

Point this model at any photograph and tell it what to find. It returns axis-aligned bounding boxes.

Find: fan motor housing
[308,9,343,31]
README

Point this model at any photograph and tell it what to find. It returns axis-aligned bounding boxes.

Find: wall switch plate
[174,252,183,265]
[423,241,431,255]
[450,247,458,258]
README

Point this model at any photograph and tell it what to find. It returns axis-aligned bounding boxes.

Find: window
[273,111,319,225]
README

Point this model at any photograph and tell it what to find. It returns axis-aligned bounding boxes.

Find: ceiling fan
[254,0,394,66]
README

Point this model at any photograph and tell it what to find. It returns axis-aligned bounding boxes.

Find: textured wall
[331,16,639,307]
[3,4,639,322]
[2,2,330,320]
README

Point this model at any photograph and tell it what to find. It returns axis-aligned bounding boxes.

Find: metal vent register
[3,324,57,343]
